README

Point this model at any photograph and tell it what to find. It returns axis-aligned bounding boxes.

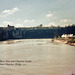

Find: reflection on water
[0,39,75,75]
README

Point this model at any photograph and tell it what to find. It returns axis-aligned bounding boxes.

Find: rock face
[0,29,3,41]
[0,28,8,41]
[0,25,26,40]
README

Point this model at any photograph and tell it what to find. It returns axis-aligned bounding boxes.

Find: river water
[0,39,75,75]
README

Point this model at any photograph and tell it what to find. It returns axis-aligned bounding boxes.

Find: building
[61,34,75,38]
[7,25,15,30]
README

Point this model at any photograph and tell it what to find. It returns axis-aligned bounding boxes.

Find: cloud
[15,24,24,27]
[46,11,55,18]
[24,19,35,23]
[1,7,19,17]
[3,21,13,25]
[60,19,71,23]
[48,22,56,26]
[46,13,53,18]
[2,21,24,27]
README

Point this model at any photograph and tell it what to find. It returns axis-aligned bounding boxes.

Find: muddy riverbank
[53,38,75,46]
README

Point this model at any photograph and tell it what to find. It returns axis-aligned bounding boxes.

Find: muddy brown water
[0,39,75,75]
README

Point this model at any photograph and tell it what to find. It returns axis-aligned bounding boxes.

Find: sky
[0,0,75,27]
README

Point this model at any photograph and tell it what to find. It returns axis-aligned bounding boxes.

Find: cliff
[0,25,75,41]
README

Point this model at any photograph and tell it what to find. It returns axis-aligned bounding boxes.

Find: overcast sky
[0,0,75,27]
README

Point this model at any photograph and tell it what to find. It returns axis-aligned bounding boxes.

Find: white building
[61,34,73,38]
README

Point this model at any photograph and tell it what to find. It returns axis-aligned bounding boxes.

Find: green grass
[67,38,75,43]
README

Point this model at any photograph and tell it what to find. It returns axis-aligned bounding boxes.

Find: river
[0,39,75,75]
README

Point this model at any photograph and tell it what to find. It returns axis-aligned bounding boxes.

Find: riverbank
[53,38,75,46]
